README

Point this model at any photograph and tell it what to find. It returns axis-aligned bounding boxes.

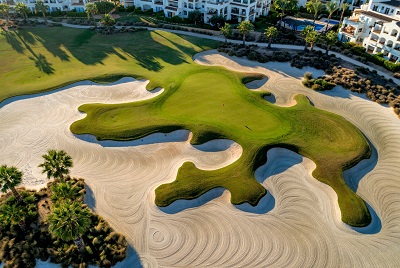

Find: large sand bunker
[1,53,400,267]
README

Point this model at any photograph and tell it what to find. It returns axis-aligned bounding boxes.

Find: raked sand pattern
[1,52,400,267]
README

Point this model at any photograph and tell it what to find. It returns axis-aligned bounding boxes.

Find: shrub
[304,72,313,80]
[95,1,115,13]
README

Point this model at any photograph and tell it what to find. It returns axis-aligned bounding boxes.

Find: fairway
[1,27,371,227]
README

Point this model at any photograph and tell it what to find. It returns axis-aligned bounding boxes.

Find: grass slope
[1,28,371,227]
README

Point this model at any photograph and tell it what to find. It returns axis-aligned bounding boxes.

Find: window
[397,11,400,15]
[385,8,389,14]
[373,5,378,11]
[184,10,187,15]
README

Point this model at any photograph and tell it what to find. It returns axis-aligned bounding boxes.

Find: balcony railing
[341,28,355,36]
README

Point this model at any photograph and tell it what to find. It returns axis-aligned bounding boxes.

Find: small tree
[38,149,73,181]
[306,0,324,27]
[35,0,48,25]
[0,203,27,231]
[101,14,116,32]
[306,29,319,52]
[209,15,225,29]
[238,20,254,45]
[339,2,350,24]
[264,26,278,49]
[220,22,232,43]
[0,165,24,204]
[274,0,298,29]
[325,1,339,31]
[51,181,82,203]
[0,3,11,25]
[15,2,30,21]
[324,30,338,54]
[301,25,314,51]
[48,201,92,251]
[85,2,98,28]
[188,10,202,25]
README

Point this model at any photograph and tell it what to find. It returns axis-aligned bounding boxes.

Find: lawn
[0,27,371,227]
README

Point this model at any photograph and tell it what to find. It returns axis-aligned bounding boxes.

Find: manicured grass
[0,27,217,102]
[0,27,371,227]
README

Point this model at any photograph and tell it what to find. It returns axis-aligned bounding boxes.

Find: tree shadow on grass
[2,30,54,74]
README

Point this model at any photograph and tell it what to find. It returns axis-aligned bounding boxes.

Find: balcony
[373,29,382,34]
[154,0,163,4]
[341,26,355,36]
[71,1,84,5]
[165,5,178,10]
[207,0,228,5]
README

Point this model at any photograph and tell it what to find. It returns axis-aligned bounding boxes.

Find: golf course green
[0,27,371,227]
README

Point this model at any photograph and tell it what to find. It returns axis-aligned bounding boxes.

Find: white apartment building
[0,0,89,13]
[0,0,270,23]
[338,0,400,63]
[134,0,271,23]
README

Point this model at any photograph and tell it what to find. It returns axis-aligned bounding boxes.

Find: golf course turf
[1,27,371,227]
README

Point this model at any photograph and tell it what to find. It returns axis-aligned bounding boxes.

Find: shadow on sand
[84,184,143,268]
[74,130,191,147]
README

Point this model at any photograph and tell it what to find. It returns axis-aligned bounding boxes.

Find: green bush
[144,8,153,15]
[95,1,115,13]
[172,16,183,23]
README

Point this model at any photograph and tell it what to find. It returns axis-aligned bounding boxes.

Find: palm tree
[51,181,82,203]
[301,25,314,51]
[38,149,73,181]
[339,2,350,24]
[305,29,320,52]
[306,0,324,27]
[0,165,24,204]
[274,0,298,29]
[0,202,27,231]
[101,14,116,32]
[264,26,278,49]
[325,1,339,31]
[238,20,254,45]
[15,2,30,21]
[324,30,338,54]
[220,22,233,43]
[0,3,11,26]
[35,0,48,25]
[48,201,92,251]
[188,10,202,25]
[85,2,98,28]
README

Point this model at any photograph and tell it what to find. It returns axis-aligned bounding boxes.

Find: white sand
[1,53,400,267]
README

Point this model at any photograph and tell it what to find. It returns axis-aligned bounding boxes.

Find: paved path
[45,20,400,84]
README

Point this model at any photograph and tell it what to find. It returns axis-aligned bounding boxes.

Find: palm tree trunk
[92,14,97,29]
[304,41,308,51]
[10,186,24,204]
[268,37,272,49]
[18,220,26,231]
[310,43,314,52]
[74,237,85,252]
[340,10,345,24]
[42,11,47,25]
[326,44,330,54]
[242,34,245,45]
[326,16,331,32]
